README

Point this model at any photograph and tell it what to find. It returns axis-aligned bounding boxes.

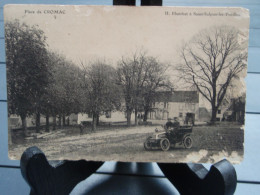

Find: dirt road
[9,124,244,163]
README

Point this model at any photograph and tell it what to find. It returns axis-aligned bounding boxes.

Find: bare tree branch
[178,25,247,123]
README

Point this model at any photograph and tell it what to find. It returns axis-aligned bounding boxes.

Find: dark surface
[158,161,237,195]
[20,147,103,195]
[20,146,237,195]
[113,0,136,5]
[141,0,162,5]
[113,0,162,6]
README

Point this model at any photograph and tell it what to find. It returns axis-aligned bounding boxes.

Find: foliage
[41,52,84,130]
[47,52,83,116]
[80,60,121,130]
[5,20,174,132]
[5,20,49,132]
[116,51,172,125]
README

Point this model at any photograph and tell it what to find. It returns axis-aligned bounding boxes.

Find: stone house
[148,91,199,124]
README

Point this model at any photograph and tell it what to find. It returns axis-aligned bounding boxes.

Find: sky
[4,5,249,108]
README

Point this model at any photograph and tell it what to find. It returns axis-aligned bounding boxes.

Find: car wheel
[144,136,152,150]
[183,136,193,149]
[160,138,170,151]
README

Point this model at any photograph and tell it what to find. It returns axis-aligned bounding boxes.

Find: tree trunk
[143,109,149,122]
[211,77,217,125]
[67,117,70,126]
[96,114,99,126]
[36,111,41,133]
[53,115,56,130]
[21,114,28,136]
[58,114,62,128]
[45,113,50,132]
[134,109,138,126]
[211,106,217,124]
[126,109,132,126]
[143,97,151,122]
[62,114,66,127]
[92,113,97,131]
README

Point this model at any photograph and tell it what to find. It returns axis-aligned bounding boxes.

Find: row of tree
[6,20,247,135]
[72,52,172,129]
[5,20,172,134]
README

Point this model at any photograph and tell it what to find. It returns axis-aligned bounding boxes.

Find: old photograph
[4,5,249,163]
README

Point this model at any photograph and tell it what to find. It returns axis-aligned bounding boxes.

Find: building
[215,98,231,121]
[69,91,200,125]
[224,94,246,123]
[9,114,49,129]
[148,91,199,123]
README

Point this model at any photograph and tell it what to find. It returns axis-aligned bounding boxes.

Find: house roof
[154,91,199,103]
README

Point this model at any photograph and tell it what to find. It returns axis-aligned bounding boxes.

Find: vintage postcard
[4,5,249,163]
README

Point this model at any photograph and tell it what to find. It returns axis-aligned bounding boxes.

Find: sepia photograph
[4,5,249,163]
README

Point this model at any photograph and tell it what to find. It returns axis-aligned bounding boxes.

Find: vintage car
[144,125,193,151]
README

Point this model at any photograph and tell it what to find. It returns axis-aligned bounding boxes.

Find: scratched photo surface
[4,5,249,163]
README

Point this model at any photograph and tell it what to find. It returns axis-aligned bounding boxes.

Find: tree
[5,20,49,134]
[43,52,83,131]
[230,93,245,123]
[116,52,147,126]
[116,51,171,125]
[177,26,247,123]
[141,57,172,122]
[80,60,121,131]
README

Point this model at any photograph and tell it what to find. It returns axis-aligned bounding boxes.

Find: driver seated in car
[165,117,180,131]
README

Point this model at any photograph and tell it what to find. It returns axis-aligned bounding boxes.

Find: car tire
[183,136,193,149]
[144,136,152,150]
[160,138,170,151]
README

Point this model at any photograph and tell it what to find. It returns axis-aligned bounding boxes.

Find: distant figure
[79,121,89,135]
[137,114,140,119]
[79,122,85,135]
[79,121,91,135]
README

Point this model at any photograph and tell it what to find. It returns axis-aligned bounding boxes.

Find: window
[218,110,221,114]
[179,112,183,117]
